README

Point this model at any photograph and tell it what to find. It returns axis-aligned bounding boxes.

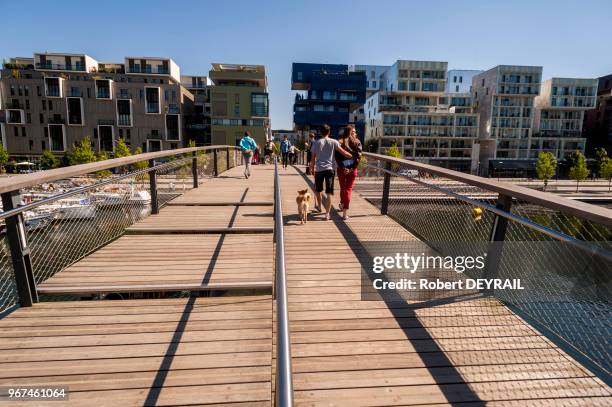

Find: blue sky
[3,0,612,129]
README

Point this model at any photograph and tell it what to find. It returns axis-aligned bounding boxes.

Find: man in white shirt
[309,124,352,220]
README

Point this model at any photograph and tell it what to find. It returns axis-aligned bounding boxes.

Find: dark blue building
[291,63,366,140]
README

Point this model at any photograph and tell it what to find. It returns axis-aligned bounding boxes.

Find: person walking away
[280,135,291,169]
[336,125,362,220]
[309,124,352,220]
[305,133,315,175]
[240,131,257,178]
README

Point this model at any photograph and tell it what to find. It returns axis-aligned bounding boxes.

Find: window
[459,76,463,83]
[24,86,29,97]
[37,86,41,96]
[145,87,161,114]
[42,100,46,110]
[297,72,303,80]
[372,80,377,88]
[44,77,62,97]
[116,99,133,126]
[251,93,268,117]
[456,85,459,92]
[21,127,27,137]
[39,113,44,124]
[10,86,15,96]
[165,114,180,141]
[453,76,457,83]
[49,100,53,110]
[98,125,114,151]
[235,94,240,104]
[25,100,30,110]
[234,105,240,115]
[66,97,84,125]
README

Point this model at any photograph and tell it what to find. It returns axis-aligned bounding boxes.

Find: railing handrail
[0,157,191,221]
[0,145,238,195]
[364,152,612,227]
[273,158,294,407]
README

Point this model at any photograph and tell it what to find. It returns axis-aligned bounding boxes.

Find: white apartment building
[532,77,598,158]
[364,60,479,171]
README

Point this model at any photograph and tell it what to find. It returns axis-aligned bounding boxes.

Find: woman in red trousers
[335,125,363,220]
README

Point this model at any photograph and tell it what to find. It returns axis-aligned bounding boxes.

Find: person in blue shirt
[280,135,292,169]
[239,131,257,179]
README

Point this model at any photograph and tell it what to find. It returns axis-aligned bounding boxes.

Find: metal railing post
[483,194,513,282]
[1,191,38,306]
[273,158,294,407]
[148,159,159,214]
[381,161,392,215]
[213,149,219,177]
[226,147,231,170]
[192,152,198,188]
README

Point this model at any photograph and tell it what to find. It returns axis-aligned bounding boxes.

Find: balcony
[127,67,169,75]
[36,62,86,72]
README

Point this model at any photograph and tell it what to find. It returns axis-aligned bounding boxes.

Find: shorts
[315,170,335,194]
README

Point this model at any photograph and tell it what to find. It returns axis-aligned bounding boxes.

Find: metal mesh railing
[0,237,16,315]
[0,146,239,313]
[356,154,612,381]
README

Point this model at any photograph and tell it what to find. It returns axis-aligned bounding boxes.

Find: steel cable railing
[273,158,294,407]
[356,152,612,383]
[0,146,238,314]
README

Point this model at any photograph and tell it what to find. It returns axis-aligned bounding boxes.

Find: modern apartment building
[209,64,269,147]
[445,69,481,94]
[0,52,194,158]
[584,74,612,155]
[292,63,366,140]
[533,77,597,158]
[471,65,542,172]
[350,65,390,97]
[181,75,212,145]
[364,60,480,171]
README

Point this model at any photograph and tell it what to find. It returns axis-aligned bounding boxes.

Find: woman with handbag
[335,125,362,220]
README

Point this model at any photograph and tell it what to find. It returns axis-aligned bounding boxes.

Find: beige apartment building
[364,60,480,171]
[209,64,269,147]
[0,52,196,159]
[471,65,542,171]
[533,77,598,158]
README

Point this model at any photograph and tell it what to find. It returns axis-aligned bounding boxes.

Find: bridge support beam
[148,159,159,214]
[213,149,219,177]
[192,152,198,189]
[1,191,38,307]
[381,162,392,215]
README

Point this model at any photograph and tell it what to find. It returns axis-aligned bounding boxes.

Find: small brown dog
[296,189,311,224]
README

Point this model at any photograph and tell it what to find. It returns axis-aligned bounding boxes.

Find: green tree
[96,151,112,178]
[0,143,9,174]
[600,159,612,192]
[535,151,557,191]
[39,150,59,170]
[594,147,608,174]
[568,151,589,192]
[67,137,96,166]
[114,138,132,158]
[386,144,401,171]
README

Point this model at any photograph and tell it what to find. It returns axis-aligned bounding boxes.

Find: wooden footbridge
[0,147,610,406]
